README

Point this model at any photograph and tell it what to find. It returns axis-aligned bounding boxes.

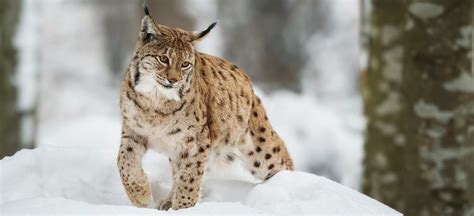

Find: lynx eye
[181,61,192,69]
[158,55,169,64]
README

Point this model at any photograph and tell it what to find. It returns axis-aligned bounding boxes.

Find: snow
[408,2,444,20]
[382,46,403,82]
[381,25,400,45]
[455,26,471,49]
[414,100,453,123]
[376,92,401,116]
[443,72,474,93]
[0,147,401,215]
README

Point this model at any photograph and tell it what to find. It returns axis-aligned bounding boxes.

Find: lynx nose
[168,78,178,84]
[167,70,181,85]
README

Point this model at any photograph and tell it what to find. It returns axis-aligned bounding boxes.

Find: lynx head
[131,5,216,101]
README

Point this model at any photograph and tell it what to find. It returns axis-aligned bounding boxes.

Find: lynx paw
[157,198,173,211]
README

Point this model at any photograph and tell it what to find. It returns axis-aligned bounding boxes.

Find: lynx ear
[140,3,159,42]
[191,22,217,44]
[141,3,157,34]
[144,1,150,16]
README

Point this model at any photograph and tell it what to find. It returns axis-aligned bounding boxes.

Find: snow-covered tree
[362,0,474,215]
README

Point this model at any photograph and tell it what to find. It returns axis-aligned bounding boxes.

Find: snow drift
[0,147,401,215]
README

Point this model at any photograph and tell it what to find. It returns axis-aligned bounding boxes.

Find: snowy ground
[0,146,400,215]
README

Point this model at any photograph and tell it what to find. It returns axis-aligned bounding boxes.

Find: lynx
[118,6,294,210]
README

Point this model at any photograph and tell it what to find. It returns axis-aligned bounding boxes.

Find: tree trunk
[362,0,474,215]
[0,0,21,158]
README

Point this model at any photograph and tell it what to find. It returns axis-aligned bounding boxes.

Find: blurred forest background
[0,0,473,215]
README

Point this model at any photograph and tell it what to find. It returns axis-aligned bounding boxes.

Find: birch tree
[362,0,474,215]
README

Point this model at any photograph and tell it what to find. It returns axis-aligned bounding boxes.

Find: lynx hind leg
[117,131,154,208]
[243,96,294,180]
[243,135,294,181]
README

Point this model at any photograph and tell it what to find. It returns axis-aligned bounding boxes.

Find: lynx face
[131,13,215,101]
[137,47,194,88]
[134,44,195,101]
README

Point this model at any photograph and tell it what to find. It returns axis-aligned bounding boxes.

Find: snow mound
[0,147,400,215]
[245,171,398,215]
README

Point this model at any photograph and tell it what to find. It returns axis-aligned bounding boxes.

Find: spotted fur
[117,7,294,211]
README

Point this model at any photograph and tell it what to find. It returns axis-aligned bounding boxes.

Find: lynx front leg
[117,130,154,208]
[173,150,208,210]
[161,142,209,210]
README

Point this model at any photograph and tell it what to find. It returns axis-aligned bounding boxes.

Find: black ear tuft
[196,22,217,39]
[143,0,150,16]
